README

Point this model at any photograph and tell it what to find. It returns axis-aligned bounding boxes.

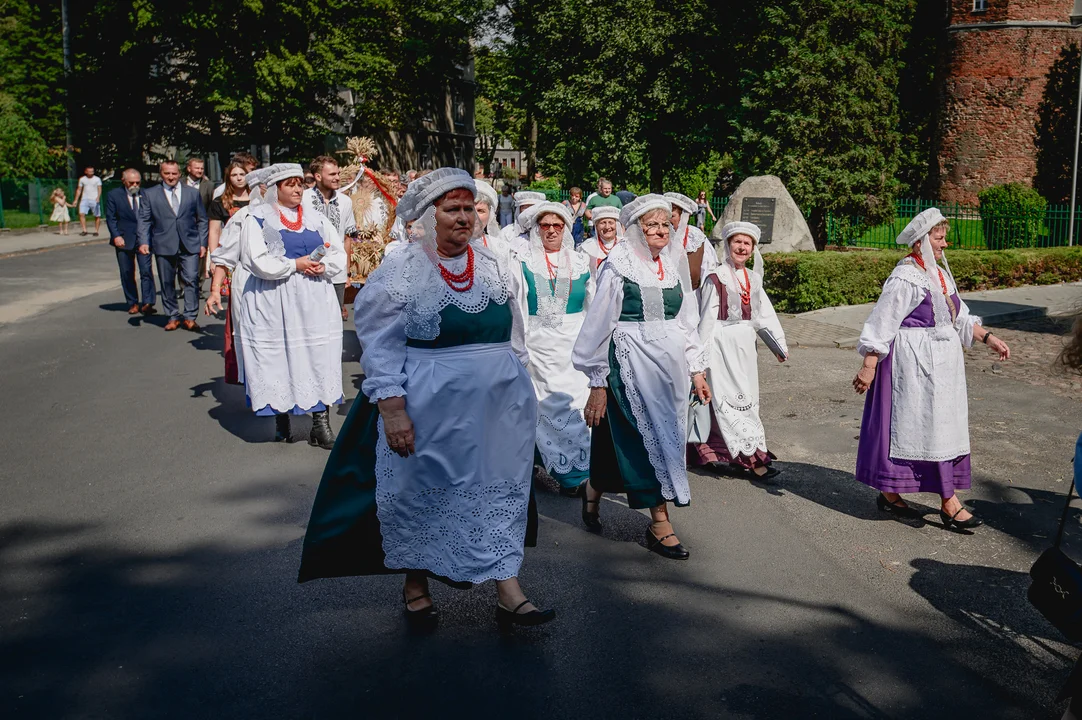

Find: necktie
[170,187,179,214]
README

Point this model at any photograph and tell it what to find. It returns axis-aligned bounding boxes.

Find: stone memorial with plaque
[712,175,815,253]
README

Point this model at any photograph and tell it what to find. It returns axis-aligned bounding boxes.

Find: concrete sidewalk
[0,225,107,256]
[780,281,1082,349]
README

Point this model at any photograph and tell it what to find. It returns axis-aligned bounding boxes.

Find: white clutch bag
[687,395,712,444]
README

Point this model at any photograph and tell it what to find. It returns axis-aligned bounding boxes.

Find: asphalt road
[2,244,1082,719]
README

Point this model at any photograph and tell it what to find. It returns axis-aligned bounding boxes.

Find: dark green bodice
[521,262,590,315]
[405,297,512,349]
[618,278,683,322]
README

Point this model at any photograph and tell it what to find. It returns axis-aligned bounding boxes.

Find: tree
[730,0,911,248]
[500,0,736,192]
[1035,43,1080,205]
[0,94,51,177]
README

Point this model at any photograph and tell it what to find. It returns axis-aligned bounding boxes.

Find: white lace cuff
[588,367,609,388]
[688,353,709,375]
[365,384,406,402]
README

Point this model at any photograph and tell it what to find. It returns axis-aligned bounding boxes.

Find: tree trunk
[647,120,669,193]
[526,116,538,182]
[809,207,828,251]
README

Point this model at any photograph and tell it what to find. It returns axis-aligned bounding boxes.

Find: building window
[973,0,988,11]
[511,159,516,169]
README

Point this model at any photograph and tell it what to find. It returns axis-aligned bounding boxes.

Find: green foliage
[977,183,1048,250]
[731,0,911,248]
[498,0,732,191]
[764,247,1082,313]
[0,0,489,172]
[663,152,728,199]
[1035,43,1080,204]
[0,95,51,177]
[528,176,561,191]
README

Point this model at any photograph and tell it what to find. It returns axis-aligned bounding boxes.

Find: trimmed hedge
[763,247,1082,313]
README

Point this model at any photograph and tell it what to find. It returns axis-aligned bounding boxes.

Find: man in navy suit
[137,159,209,331]
[105,168,156,315]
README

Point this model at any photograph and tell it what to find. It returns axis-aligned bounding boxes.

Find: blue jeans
[116,248,156,307]
[156,252,200,320]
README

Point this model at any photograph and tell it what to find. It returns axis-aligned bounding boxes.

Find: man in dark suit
[137,159,208,331]
[105,168,156,315]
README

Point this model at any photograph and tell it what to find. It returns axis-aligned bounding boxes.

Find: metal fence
[826,198,1082,250]
[0,177,124,229]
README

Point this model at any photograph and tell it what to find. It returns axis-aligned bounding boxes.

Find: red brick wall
[937,24,1078,204]
[949,0,1072,23]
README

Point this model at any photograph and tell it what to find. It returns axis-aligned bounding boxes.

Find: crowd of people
[103,153,1015,633]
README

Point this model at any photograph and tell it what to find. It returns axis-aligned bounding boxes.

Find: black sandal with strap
[496,599,556,630]
[403,591,439,630]
[580,481,602,531]
[645,527,690,560]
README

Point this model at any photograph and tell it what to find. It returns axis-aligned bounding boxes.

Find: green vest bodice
[405,297,512,349]
[618,278,683,322]
[521,262,590,315]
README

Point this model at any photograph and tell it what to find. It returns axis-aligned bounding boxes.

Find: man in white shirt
[73,166,103,237]
[303,155,356,320]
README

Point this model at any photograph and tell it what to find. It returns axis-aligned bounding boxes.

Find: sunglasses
[539,222,565,231]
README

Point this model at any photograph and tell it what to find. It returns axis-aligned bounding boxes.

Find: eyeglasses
[640,221,673,233]
[539,222,565,231]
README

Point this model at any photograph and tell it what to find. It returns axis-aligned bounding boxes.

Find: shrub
[977,183,1048,249]
[761,247,1082,313]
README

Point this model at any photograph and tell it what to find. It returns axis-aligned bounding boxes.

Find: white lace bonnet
[720,221,765,279]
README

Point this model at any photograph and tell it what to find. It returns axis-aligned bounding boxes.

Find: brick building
[937,0,1081,204]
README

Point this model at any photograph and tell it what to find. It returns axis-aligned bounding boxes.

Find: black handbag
[1028,482,1082,641]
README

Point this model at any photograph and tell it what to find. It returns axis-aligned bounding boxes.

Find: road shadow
[189,376,281,443]
[98,302,133,313]
[966,478,1082,557]
[0,489,1067,719]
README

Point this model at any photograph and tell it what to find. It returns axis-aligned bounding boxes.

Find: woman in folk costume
[579,205,623,276]
[518,202,595,497]
[298,168,554,631]
[572,195,712,560]
[689,221,788,480]
[501,190,547,251]
[236,163,345,448]
[665,191,717,290]
[853,208,1010,531]
[473,180,511,260]
[204,166,272,386]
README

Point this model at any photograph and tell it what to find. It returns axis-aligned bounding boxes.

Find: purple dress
[855,291,971,496]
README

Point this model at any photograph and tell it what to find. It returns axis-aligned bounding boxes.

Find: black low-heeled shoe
[496,600,555,630]
[581,482,602,531]
[645,528,690,560]
[940,507,983,532]
[876,493,922,520]
[403,592,439,631]
[752,465,781,480]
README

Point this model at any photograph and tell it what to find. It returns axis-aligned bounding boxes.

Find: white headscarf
[896,207,955,322]
[473,181,501,238]
[523,202,575,328]
[374,168,510,340]
[244,167,272,207]
[613,194,691,342]
[719,221,765,280]
[251,163,324,257]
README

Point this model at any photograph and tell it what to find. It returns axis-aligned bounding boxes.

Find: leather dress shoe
[164,319,181,331]
[140,304,156,315]
[496,600,555,631]
[127,304,140,315]
[181,319,200,332]
[645,528,690,560]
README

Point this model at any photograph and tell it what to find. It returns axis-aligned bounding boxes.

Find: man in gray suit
[137,159,209,331]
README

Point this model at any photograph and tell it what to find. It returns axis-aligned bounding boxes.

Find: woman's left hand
[692,373,712,404]
[303,263,326,277]
[988,335,1010,361]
